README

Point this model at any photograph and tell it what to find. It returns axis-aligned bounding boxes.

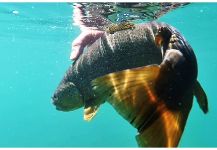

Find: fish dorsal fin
[194,80,208,114]
[92,65,192,147]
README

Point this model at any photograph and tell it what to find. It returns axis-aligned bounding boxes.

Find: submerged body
[54,22,165,110]
[53,22,208,147]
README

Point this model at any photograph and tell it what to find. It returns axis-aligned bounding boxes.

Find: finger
[70,46,83,60]
[71,30,104,60]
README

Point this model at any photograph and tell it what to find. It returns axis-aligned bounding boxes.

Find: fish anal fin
[194,80,208,114]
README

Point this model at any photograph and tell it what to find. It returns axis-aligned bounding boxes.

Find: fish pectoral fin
[84,104,100,121]
[91,64,193,147]
[193,80,208,114]
[92,65,160,126]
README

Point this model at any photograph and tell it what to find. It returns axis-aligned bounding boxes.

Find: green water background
[0,3,216,147]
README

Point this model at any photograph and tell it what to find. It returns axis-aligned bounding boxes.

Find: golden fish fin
[92,65,193,147]
[92,65,160,128]
[84,104,100,121]
[193,80,208,114]
[136,94,193,148]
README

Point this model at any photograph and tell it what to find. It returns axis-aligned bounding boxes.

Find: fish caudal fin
[194,80,208,114]
[91,65,193,147]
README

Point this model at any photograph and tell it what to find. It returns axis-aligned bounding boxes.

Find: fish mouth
[52,82,84,112]
[55,104,73,112]
[52,96,73,112]
[52,94,60,107]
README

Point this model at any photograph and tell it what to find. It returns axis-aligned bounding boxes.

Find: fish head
[52,82,83,112]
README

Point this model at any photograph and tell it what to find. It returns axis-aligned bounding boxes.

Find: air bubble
[12,10,19,15]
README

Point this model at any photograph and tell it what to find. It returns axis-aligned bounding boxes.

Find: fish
[52,22,208,147]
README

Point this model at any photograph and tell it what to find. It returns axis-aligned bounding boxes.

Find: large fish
[52,22,208,147]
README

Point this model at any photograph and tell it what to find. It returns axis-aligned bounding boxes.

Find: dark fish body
[60,22,196,102]
[53,22,207,147]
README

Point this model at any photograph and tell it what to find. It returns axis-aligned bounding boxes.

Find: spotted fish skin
[59,22,196,105]
[90,24,206,147]
[53,22,208,147]
[105,21,135,34]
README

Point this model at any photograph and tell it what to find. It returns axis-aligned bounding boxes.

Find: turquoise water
[0,3,217,147]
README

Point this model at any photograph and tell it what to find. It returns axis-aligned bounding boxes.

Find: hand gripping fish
[52,22,208,147]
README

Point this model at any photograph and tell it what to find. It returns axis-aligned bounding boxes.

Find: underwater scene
[0,2,217,147]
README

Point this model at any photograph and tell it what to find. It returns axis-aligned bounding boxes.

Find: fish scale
[66,22,163,101]
[53,22,208,147]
